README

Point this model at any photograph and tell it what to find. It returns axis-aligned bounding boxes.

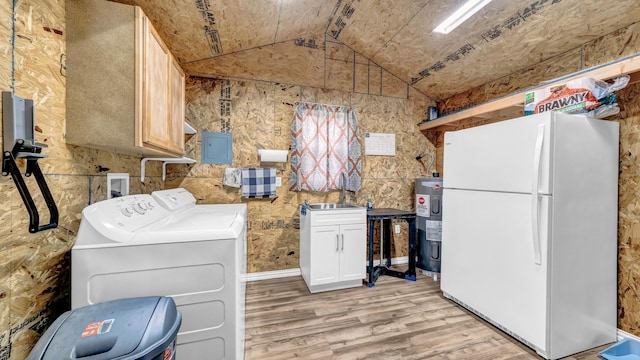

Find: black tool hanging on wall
[2,91,58,233]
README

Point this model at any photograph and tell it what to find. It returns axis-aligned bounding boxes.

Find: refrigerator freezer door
[443,112,553,195]
[441,188,550,354]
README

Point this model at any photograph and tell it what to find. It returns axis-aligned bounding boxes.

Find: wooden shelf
[419,52,640,132]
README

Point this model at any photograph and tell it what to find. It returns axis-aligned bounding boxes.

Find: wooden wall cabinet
[66,0,186,157]
[300,207,366,293]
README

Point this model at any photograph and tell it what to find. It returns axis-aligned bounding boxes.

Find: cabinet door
[339,224,366,281]
[168,57,185,154]
[309,225,340,285]
[142,16,171,152]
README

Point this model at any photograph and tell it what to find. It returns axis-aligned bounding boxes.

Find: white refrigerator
[440,112,619,359]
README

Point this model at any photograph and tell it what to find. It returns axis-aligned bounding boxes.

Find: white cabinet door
[310,225,340,285]
[339,224,366,281]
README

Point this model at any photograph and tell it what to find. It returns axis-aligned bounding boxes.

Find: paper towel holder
[258,149,288,163]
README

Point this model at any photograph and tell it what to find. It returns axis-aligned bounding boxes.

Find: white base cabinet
[300,207,366,293]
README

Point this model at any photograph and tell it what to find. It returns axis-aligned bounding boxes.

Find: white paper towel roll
[259,149,288,162]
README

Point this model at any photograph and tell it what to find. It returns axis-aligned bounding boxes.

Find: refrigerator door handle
[531,124,544,265]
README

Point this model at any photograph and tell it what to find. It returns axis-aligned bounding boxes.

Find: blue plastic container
[27,296,181,360]
[600,338,640,360]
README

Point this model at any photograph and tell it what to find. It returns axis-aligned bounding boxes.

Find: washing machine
[71,188,246,360]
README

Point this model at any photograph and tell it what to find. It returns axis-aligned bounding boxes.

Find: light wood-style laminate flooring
[244,274,610,360]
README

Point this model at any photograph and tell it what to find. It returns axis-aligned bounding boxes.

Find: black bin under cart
[27,296,181,360]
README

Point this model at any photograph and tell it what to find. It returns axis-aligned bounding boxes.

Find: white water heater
[415,176,443,274]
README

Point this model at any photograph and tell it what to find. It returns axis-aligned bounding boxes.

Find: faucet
[339,172,347,205]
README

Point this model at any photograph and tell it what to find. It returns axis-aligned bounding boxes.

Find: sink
[307,203,362,210]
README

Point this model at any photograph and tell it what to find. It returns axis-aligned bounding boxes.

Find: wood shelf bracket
[140,157,196,182]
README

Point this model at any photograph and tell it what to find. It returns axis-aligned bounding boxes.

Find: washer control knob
[120,207,133,217]
[132,203,146,214]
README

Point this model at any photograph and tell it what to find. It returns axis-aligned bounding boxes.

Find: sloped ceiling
[112,0,640,101]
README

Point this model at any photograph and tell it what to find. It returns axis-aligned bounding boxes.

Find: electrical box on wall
[107,173,129,198]
[202,131,232,164]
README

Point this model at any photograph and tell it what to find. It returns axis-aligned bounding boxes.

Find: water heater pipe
[416,151,434,175]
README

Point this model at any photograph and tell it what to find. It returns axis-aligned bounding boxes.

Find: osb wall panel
[326,39,354,62]
[185,41,327,89]
[0,0,12,357]
[116,0,640,103]
[171,77,303,273]
[381,70,408,99]
[176,77,432,273]
[355,53,369,65]
[116,0,333,62]
[440,48,583,117]
[6,175,86,359]
[184,38,427,101]
[0,183,10,360]
[617,82,640,335]
[0,0,10,89]
[352,61,408,98]
[354,63,368,94]
[1,0,73,358]
[355,94,432,179]
[325,58,354,93]
[367,0,639,101]
[328,0,431,59]
[583,22,640,68]
[409,86,429,103]
[369,64,382,96]
[299,86,351,107]
[439,20,640,117]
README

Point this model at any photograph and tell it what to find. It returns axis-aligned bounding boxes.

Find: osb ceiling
[112,0,640,101]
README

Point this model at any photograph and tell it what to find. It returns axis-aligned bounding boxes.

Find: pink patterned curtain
[290,102,362,192]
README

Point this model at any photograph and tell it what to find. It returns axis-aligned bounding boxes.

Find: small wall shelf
[140,157,196,182]
[184,122,196,135]
[419,52,640,132]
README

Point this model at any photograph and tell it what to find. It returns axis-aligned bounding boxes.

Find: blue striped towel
[241,168,277,198]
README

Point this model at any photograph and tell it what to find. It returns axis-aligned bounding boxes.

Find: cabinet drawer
[310,210,366,227]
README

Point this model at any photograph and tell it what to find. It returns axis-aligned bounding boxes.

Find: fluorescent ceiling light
[433,0,493,34]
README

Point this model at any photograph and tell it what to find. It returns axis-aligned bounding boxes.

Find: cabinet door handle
[341,234,344,251]
[336,234,339,251]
